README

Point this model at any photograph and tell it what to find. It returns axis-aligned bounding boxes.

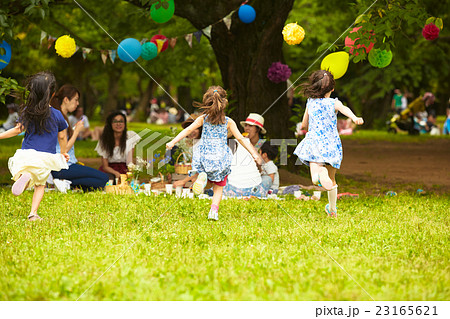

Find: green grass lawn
[0,190,448,300]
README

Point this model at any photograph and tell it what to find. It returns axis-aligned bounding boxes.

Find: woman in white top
[95,111,141,180]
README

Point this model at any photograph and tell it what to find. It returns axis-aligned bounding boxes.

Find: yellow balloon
[320,51,349,79]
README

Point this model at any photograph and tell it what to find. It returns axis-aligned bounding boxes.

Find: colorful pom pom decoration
[0,41,12,70]
[282,23,305,45]
[368,49,393,68]
[150,35,168,53]
[422,23,440,41]
[267,62,292,83]
[117,38,142,63]
[344,26,375,55]
[141,42,158,61]
[150,0,175,24]
[55,35,76,58]
[320,51,349,80]
[238,4,256,24]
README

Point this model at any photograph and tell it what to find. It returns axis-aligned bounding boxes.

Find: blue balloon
[117,38,142,63]
[238,5,256,24]
[0,41,12,70]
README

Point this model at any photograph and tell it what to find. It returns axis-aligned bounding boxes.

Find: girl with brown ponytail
[166,86,262,221]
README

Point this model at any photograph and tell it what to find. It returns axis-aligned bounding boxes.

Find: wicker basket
[174,153,191,175]
[105,174,133,195]
[150,172,167,190]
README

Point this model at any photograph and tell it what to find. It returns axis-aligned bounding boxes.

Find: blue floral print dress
[191,116,232,182]
[294,98,343,169]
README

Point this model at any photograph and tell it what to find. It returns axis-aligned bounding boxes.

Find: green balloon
[368,49,393,68]
[141,42,158,60]
[151,0,175,24]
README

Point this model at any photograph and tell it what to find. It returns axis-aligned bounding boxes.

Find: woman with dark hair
[50,84,108,192]
[95,111,141,181]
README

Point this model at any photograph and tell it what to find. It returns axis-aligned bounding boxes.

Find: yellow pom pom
[282,22,305,45]
[55,35,76,58]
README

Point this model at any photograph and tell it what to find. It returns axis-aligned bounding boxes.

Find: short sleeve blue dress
[293,98,343,169]
[191,116,233,182]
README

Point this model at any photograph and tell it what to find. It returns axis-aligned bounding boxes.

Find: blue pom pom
[0,41,12,70]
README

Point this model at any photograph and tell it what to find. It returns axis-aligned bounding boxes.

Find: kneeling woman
[95,111,141,181]
[50,85,109,191]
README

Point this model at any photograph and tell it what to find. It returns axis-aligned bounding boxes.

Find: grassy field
[0,190,448,301]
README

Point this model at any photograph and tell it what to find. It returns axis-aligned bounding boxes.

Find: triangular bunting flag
[40,31,47,45]
[155,39,167,54]
[101,50,108,64]
[223,17,232,30]
[202,25,212,39]
[109,50,116,64]
[185,33,193,48]
[193,30,202,43]
[47,36,56,50]
[82,48,92,60]
[169,38,177,49]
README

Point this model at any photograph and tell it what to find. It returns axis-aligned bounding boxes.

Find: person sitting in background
[391,89,404,114]
[95,111,141,182]
[259,141,279,194]
[68,106,91,140]
[240,113,266,150]
[443,105,450,135]
[425,113,440,135]
[0,103,19,133]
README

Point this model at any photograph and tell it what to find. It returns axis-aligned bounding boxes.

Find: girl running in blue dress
[294,70,364,217]
[0,71,69,221]
[166,86,262,220]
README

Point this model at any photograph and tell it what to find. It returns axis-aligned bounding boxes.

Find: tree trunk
[127,0,295,138]
[177,84,193,114]
[135,80,155,122]
[178,0,294,138]
[104,66,122,119]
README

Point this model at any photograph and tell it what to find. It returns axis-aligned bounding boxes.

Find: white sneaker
[207,209,218,221]
[53,179,71,193]
[193,172,207,195]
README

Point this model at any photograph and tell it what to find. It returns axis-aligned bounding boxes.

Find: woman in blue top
[167,86,262,220]
[50,85,108,191]
[0,72,69,221]
[294,70,364,217]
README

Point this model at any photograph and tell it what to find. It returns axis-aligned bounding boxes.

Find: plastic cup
[294,190,302,198]
[175,186,182,197]
[165,184,173,194]
[144,184,151,196]
[313,191,321,199]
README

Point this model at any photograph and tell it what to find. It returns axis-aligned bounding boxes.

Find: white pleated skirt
[8,149,69,187]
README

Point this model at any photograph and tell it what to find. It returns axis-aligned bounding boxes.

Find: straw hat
[240,113,266,134]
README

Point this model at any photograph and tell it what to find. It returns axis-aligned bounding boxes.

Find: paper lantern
[282,23,305,45]
[238,4,256,24]
[368,49,393,68]
[344,26,375,55]
[55,35,76,58]
[0,41,12,70]
[150,35,168,53]
[320,51,349,79]
[422,23,440,40]
[141,42,158,60]
[117,38,141,63]
[150,0,175,24]
[267,62,292,83]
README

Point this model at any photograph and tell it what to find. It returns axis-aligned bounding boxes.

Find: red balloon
[150,34,169,53]
[345,26,375,55]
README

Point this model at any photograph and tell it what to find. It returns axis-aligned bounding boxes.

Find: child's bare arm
[301,107,309,131]
[228,119,263,164]
[166,116,204,149]
[335,100,364,125]
[0,123,22,139]
[58,129,69,161]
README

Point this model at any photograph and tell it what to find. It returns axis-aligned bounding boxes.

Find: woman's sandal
[27,214,42,221]
[12,173,31,196]
[325,204,337,218]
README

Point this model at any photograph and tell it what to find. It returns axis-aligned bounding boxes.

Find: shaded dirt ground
[279,139,450,195]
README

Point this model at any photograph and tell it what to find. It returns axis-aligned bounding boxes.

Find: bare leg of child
[310,162,333,190]
[28,185,45,221]
[325,166,338,217]
[208,184,223,221]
